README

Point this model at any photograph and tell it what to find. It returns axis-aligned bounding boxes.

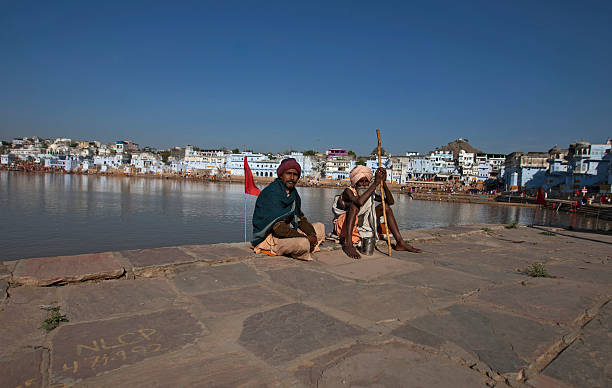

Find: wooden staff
[377,129,392,256]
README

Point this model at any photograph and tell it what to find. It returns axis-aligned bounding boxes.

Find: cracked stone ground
[0,225,610,388]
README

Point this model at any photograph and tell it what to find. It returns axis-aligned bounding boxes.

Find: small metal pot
[360,237,375,256]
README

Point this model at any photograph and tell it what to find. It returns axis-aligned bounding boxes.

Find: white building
[93,155,130,169]
[250,159,280,177]
[366,158,392,182]
[44,156,81,172]
[324,156,354,180]
[428,151,458,180]
[130,152,163,173]
[457,150,477,182]
[180,147,227,175]
[9,147,42,160]
[1,154,16,165]
[563,140,611,192]
[288,152,315,177]
[225,152,267,176]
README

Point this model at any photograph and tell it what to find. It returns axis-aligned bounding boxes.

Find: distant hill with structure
[432,138,483,158]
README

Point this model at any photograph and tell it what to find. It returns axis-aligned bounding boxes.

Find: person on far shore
[251,158,325,261]
[333,165,421,259]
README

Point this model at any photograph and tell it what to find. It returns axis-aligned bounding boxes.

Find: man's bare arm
[373,183,394,204]
[382,180,394,205]
[342,169,384,206]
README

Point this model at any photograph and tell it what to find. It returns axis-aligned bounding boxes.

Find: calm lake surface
[1,171,608,261]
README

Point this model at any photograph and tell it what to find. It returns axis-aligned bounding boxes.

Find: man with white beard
[333,165,422,259]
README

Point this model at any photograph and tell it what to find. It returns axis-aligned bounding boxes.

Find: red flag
[536,187,547,207]
[244,156,260,196]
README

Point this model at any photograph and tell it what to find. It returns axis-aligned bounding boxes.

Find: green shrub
[505,221,519,229]
[41,307,68,332]
[523,262,551,278]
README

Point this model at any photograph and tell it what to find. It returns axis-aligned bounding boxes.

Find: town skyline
[2,1,611,155]
[3,135,611,195]
[2,133,611,158]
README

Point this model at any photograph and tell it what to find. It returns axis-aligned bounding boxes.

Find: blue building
[366,158,392,182]
[504,152,549,190]
[562,140,611,192]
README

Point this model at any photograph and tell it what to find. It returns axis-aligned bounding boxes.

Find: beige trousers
[254,222,325,261]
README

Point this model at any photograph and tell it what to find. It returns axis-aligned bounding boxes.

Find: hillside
[432,138,483,158]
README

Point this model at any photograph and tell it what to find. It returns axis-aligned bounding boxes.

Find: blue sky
[1,0,611,155]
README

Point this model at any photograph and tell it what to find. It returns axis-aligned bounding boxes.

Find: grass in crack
[41,307,68,332]
[522,262,551,278]
[481,227,491,232]
[505,221,519,229]
[539,231,556,236]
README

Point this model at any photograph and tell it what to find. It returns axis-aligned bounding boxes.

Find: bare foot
[394,242,422,253]
[342,244,361,259]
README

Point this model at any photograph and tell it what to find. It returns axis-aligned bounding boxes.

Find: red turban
[277,158,301,178]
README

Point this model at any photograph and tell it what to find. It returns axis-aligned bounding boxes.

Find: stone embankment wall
[1,224,610,387]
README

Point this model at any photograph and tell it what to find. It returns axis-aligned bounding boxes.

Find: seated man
[334,165,421,259]
[251,158,325,261]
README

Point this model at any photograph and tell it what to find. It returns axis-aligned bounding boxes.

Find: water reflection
[0,171,609,261]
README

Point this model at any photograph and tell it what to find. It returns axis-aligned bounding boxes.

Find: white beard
[356,186,369,196]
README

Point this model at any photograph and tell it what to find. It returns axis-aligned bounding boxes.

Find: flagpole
[243,155,260,243]
[377,129,392,257]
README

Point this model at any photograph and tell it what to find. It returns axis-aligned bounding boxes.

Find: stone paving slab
[317,283,454,322]
[12,252,124,286]
[0,348,44,388]
[432,259,527,284]
[464,252,535,273]
[392,266,496,295]
[295,342,494,387]
[322,256,424,281]
[0,286,58,355]
[527,374,575,388]
[59,278,178,322]
[118,247,196,273]
[238,303,365,365]
[181,242,255,263]
[266,267,349,297]
[312,250,355,266]
[194,284,289,314]
[547,262,612,287]
[49,308,203,384]
[248,255,301,271]
[473,278,605,325]
[69,345,289,388]
[0,279,8,305]
[170,262,262,294]
[400,229,438,241]
[394,303,566,373]
[538,228,612,245]
[0,262,12,280]
[541,301,612,388]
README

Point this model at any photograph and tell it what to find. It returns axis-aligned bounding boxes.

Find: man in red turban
[251,158,325,261]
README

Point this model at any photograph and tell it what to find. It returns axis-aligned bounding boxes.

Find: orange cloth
[333,212,361,244]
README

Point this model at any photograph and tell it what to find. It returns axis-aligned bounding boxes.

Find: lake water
[1,171,607,261]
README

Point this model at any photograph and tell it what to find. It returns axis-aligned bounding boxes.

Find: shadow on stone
[238,303,365,365]
[295,341,491,387]
[398,304,564,373]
